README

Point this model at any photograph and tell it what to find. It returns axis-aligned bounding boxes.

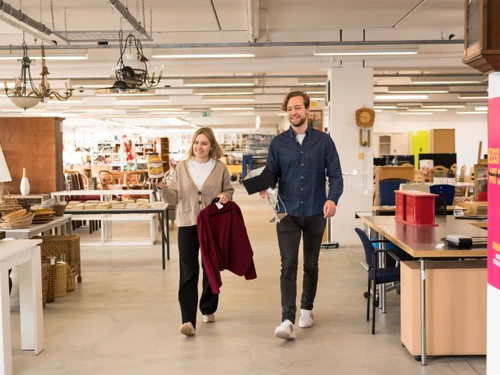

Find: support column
[487,72,500,374]
[328,66,374,245]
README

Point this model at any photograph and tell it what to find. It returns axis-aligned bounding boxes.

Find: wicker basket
[41,263,51,307]
[53,204,66,217]
[0,189,21,215]
[41,259,56,303]
[36,235,82,283]
[66,265,77,292]
[55,262,67,298]
[0,212,34,229]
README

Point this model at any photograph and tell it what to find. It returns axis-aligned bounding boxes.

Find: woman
[150,127,234,337]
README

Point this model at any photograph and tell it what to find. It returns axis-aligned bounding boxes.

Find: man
[260,91,343,340]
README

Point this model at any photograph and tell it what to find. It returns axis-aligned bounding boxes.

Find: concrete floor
[9,185,486,375]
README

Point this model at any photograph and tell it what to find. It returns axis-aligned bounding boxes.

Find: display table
[51,189,155,203]
[2,215,72,239]
[10,194,51,204]
[0,239,44,375]
[66,206,170,269]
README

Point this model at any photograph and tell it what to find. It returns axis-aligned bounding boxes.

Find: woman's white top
[188,158,216,190]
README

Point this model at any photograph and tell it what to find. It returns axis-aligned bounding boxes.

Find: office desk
[358,215,487,365]
[66,206,170,269]
[371,205,465,216]
[0,239,44,375]
[2,215,72,239]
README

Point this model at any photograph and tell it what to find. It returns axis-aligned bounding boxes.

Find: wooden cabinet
[400,260,486,356]
[0,117,64,194]
[430,129,455,153]
[374,133,408,157]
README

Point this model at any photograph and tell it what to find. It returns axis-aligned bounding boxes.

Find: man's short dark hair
[281,91,310,112]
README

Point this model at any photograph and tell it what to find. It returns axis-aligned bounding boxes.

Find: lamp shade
[0,144,12,183]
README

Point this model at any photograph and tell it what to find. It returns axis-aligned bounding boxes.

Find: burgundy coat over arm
[197,201,257,294]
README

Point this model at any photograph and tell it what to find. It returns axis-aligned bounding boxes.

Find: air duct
[107,0,151,39]
[0,0,52,35]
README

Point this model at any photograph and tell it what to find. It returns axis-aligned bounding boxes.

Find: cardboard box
[463,201,488,215]
[242,166,275,195]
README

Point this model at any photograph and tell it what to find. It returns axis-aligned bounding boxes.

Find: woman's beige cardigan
[159,159,234,227]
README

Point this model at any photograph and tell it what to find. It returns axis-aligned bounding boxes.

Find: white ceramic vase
[20,168,30,196]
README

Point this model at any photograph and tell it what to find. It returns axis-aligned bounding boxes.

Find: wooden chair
[400,163,414,168]
[414,170,425,183]
[450,163,458,176]
[455,164,468,197]
[125,172,147,190]
[429,165,449,182]
[99,170,114,190]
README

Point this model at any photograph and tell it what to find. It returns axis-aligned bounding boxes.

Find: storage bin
[41,258,56,303]
[395,191,438,226]
[36,235,82,283]
[55,262,67,298]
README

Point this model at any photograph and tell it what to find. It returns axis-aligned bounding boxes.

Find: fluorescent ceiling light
[314,47,418,56]
[375,94,428,100]
[374,105,397,109]
[152,53,255,59]
[45,99,84,104]
[139,107,184,111]
[41,112,78,117]
[456,110,488,115]
[84,109,116,112]
[374,109,383,112]
[202,96,255,102]
[0,54,88,61]
[193,88,254,96]
[115,98,171,105]
[277,112,287,116]
[475,107,488,111]
[387,86,449,94]
[94,92,156,97]
[421,104,465,108]
[210,107,254,111]
[291,87,326,94]
[150,112,190,115]
[396,111,433,115]
[184,79,254,87]
[411,77,484,84]
[310,97,325,101]
[459,93,488,100]
[407,108,448,112]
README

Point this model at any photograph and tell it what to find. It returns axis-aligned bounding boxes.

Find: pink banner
[488,97,500,289]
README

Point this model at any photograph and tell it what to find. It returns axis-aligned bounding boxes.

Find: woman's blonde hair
[187,127,224,160]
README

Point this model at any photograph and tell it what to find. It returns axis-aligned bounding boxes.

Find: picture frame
[308,110,323,132]
[473,163,488,201]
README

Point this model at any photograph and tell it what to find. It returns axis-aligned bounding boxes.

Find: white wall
[373,111,488,169]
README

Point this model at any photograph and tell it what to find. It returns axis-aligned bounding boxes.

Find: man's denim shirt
[266,126,344,217]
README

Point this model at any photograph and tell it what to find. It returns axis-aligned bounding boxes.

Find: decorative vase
[20,168,30,196]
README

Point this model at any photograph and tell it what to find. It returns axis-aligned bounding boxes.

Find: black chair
[355,228,407,334]
[379,178,410,206]
[429,184,456,206]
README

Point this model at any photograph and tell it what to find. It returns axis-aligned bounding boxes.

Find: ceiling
[0,0,487,134]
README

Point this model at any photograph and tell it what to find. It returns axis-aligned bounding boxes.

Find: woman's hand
[217,194,229,204]
[148,178,166,190]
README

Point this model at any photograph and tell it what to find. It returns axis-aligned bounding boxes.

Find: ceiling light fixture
[193,88,254,96]
[373,105,398,109]
[387,86,449,94]
[410,77,484,84]
[39,44,74,102]
[3,42,44,110]
[475,106,488,111]
[421,104,466,108]
[210,107,255,111]
[152,53,255,59]
[407,108,448,112]
[314,47,418,56]
[202,96,255,102]
[456,110,488,115]
[297,79,326,86]
[115,98,171,105]
[375,94,429,100]
[396,111,433,115]
[95,30,163,94]
[183,79,255,87]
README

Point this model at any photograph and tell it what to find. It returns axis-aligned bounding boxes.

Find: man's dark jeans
[276,213,326,324]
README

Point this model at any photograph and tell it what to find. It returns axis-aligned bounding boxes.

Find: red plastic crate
[395,191,438,226]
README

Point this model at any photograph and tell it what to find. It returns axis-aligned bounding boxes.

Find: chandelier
[106,30,163,93]
[39,43,74,101]
[3,42,43,110]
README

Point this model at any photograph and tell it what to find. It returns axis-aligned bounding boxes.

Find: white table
[51,189,155,203]
[1,215,72,240]
[0,239,44,375]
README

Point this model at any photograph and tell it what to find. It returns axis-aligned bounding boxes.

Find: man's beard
[290,116,307,127]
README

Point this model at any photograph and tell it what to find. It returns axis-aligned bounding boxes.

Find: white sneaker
[180,322,196,336]
[274,319,296,340]
[298,309,314,328]
[203,314,215,323]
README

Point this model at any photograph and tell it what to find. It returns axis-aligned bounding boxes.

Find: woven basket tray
[0,212,34,229]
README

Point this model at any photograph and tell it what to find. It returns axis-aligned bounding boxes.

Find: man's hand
[323,200,337,219]
[258,190,269,199]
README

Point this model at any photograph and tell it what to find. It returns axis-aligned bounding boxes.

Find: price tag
[215,202,223,209]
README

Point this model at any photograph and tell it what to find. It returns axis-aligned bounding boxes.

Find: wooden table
[2,215,72,239]
[358,215,487,365]
[0,239,44,375]
[371,205,466,216]
[51,189,155,203]
[66,206,170,269]
[10,194,51,204]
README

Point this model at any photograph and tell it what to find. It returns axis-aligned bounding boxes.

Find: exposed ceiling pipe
[107,0,151,39]
[0,0,52,35]
[0,38,464,50]
[246,0,255,43]
[210,0,222,31]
